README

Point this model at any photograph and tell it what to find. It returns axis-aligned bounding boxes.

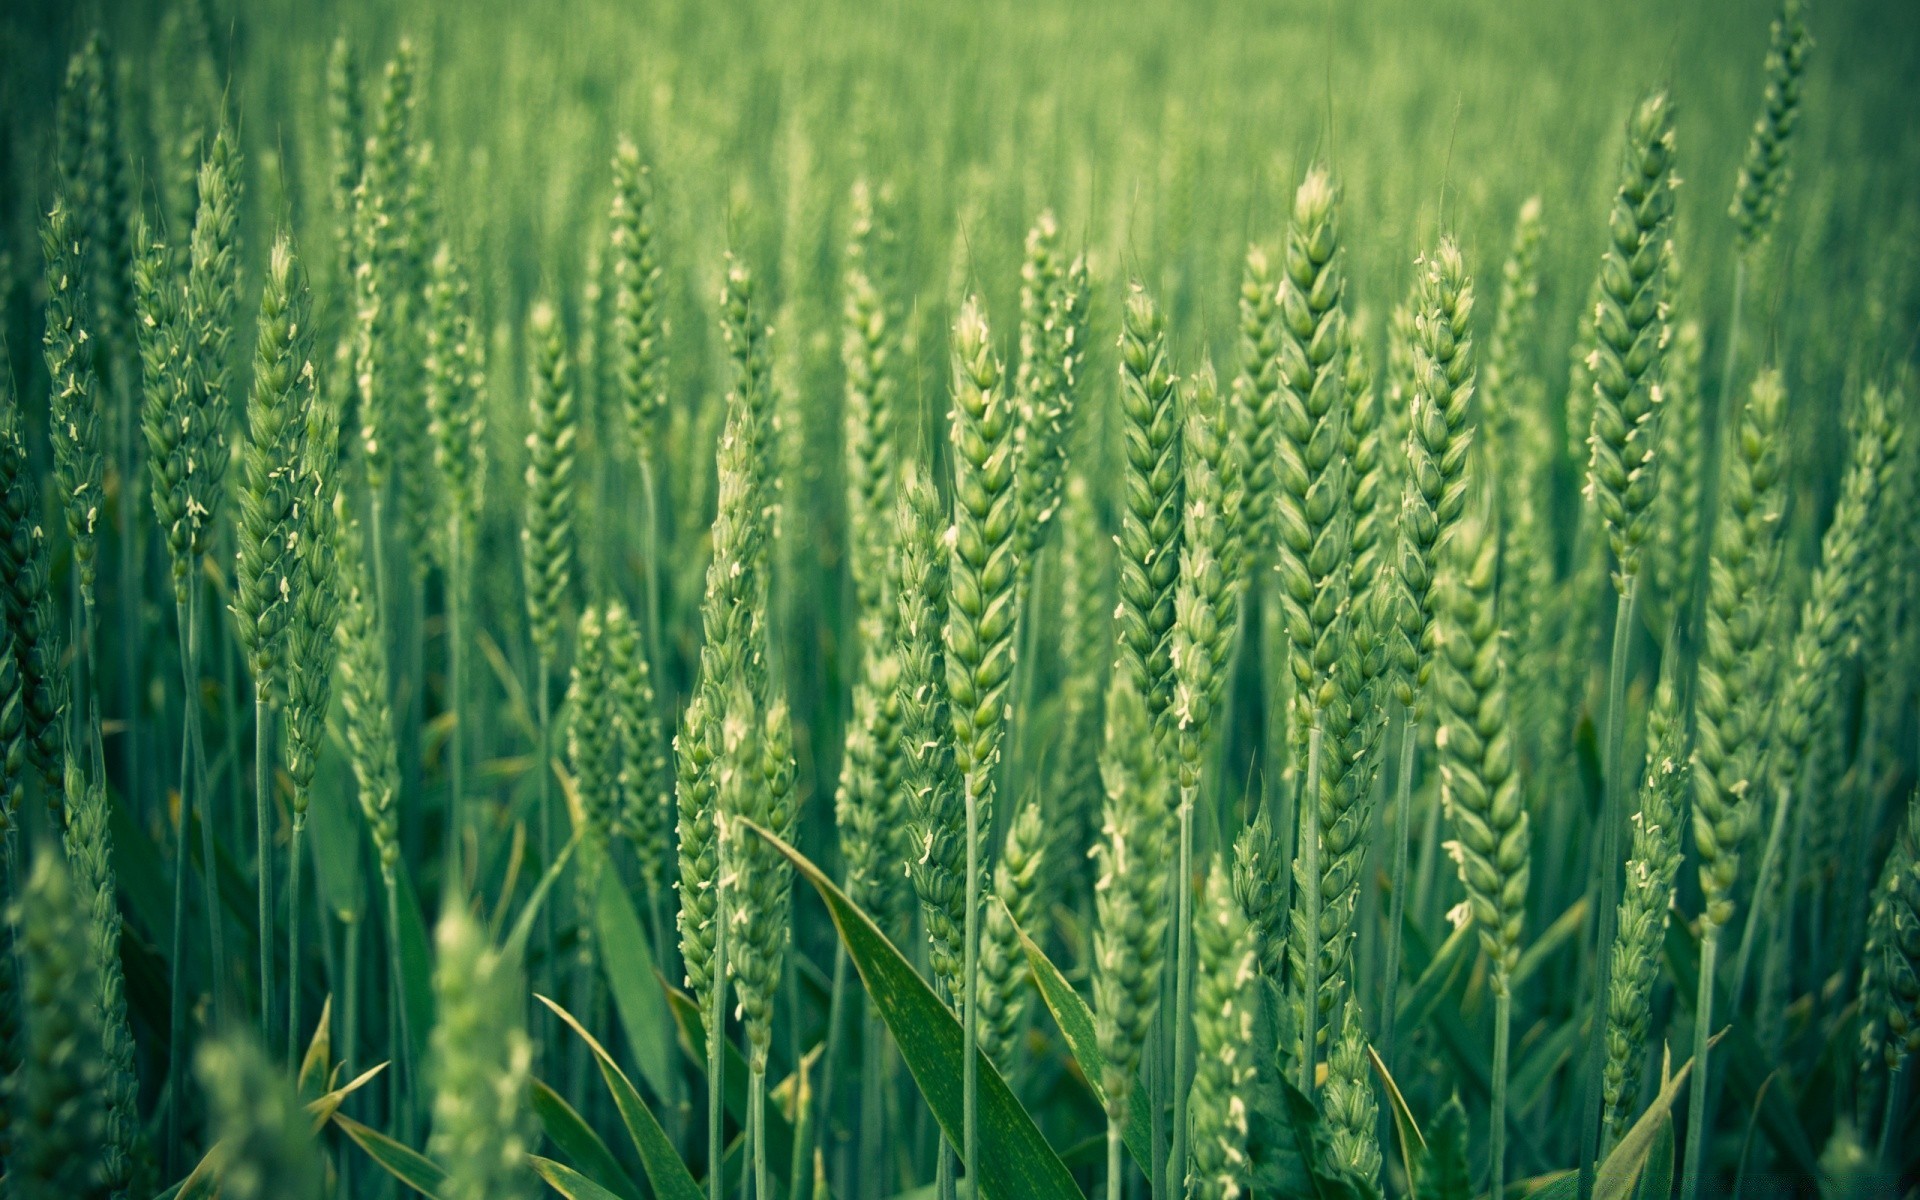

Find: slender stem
[1877,1064,1901,1162]
[537,656,554,1001]
[385,873,416,1144]
[708,852,729,1200]
[860,1011,886,1200]
[189,582,223,1028]
[1578,580,1637,1200]
[963,772,980,1190]
[1299,724,1325,1094]
[752,1067,770,1200]
[1105,1117,1123,1200]
[448,514,465,890]
[1380,709,1416,1068]
[1492,982,1512,1200]
[1721,259,1746,409]
[937,1144,957,1200]
[1168,780,1197,1199]
[342,912,360,1199]
[1681,925,1721,1200]
[165,597,194,1175]
[814,947,848,1191]
[256,696,274,1046]
[1731,781,1791,1013]
[288,809,305,1073]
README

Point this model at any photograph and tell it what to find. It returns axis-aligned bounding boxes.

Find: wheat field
[2,0,1919,1196]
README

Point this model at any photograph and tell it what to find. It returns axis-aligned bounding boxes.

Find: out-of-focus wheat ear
[425,906,540,1200]
[1012,211,1090,580]
[0,370,66,790]
[1584,90,1676,592]
[604,604,673,899]
[1092,674,1173,1192]
[1186,857,1258,1200]
[1115,283,1184,739]
[1231,812,1285,985]
[326,35,364,292]
[568,605,621,957]
[842,176,901,623]
[522,300,579,666]
[1603,660,1689,1147]
[1730,0,1811,254]
[60,757,141,1195]
[1228,243,1283,579]
[10,848,111,1197]
[338,514,402,881]
[1649,314,1705,618]
[895,465,965,1002]
[1046,473,1112,899]
[425,239,488,539]
[611,136,669,466]
[977,792,1047,1078]
[1482,197,1545,525]
[195,1034,322,1200]
[1324,992,1382,1187]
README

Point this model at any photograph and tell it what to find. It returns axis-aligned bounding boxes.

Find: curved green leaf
[531,1078,645,1200]
[1010,903,1152,1174]
[332,1112,447,1198]
[538,993,705,1200]
[742,819,1082,1200]
[1595,1047,1699,1200]
[595,870,680,1104]
[533,1155,633,1200]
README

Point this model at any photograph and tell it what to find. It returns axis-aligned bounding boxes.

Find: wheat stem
[1380,708,1416,1067]
[1579,579,1638,1196]
[1169,779,1197,1199]
[256,696,273,1045]
[1682,925,1721,1200]
[1299,723,1325,1094]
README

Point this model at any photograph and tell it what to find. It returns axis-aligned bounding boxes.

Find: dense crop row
[1,0,1918,1196]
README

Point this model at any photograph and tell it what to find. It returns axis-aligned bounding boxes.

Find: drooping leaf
[333,1112,448,1198]
[1012,906,1152,1174]
[531,1078,646,1200]
[1366,1045,1424,1192]
[743,819,1083,1200]
[595,870,681,1105]
[1594,1047,1699,1200]
[539,993,705,1200]
[534,1155,635,1200]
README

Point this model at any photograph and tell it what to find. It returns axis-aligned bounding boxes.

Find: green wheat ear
[1114,283,1184,737]
[195,1034,322,1200]
[1187,856,1259,1200]
[61,758,141,1196]
[522,300,579,664]
[0,372,65,789]
[1324,993,1382,1186]
[1584,89,1676,591]
[1731,0,1812,253]
[895,464,964,1002]
[426,906,539,1200]
[1692,369,1788,932]
[9,848,111,1200]
[42,197,104,613]
[1092,674,1172,1124]
[978,791,1048,1075]
[611,136,670,465]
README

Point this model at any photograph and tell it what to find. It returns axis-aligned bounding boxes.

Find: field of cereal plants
[2,0,1919,1195]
